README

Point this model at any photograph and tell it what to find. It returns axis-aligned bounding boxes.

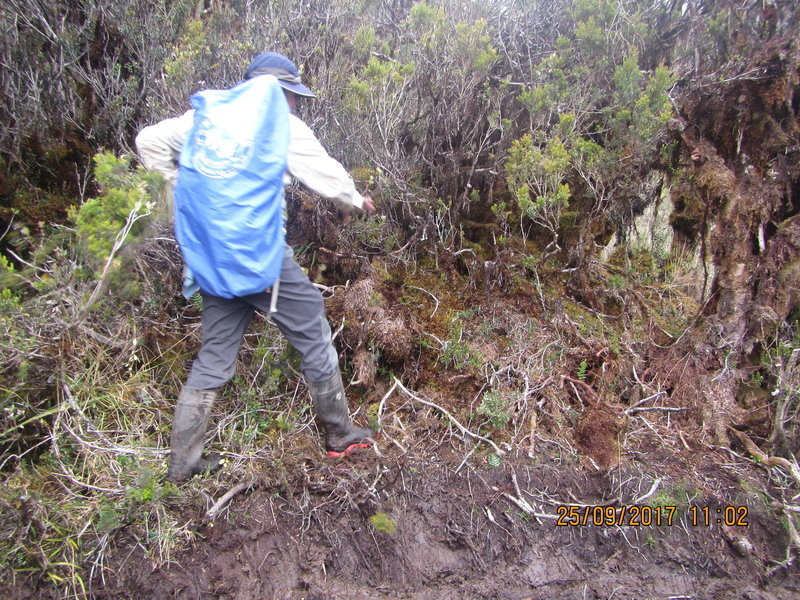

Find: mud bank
[95,444,798,600]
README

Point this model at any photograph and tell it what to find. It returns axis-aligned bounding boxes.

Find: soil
[90,426,798,600]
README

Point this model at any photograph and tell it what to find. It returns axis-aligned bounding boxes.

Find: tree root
[392,377,506,456]
[206,483,249,520]
[727,426,800,488]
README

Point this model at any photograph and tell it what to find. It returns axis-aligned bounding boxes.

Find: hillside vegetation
[1,1,799,598]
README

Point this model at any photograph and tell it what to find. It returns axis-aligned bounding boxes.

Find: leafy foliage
[478,390,510,429]
[69,153,162,267]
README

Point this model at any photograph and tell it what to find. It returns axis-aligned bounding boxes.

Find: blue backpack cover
[174,75,290,298]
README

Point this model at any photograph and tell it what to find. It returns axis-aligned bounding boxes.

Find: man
[136,51,376,482]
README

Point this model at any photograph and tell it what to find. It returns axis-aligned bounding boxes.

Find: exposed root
[206,483,250,520]
[728,426,800,488]
[391,377,506,456]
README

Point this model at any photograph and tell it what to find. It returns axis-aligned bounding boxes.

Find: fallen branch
[393,377,505,455]
[206,483,248,520]
[493,476,558,522]
[75,323,130,350]
[498,490,558,521]
[625,391,668,411]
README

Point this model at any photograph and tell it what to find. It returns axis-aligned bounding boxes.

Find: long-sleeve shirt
[135,110,365,212]
[136,109,364,299]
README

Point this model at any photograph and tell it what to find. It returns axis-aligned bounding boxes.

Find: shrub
[478,390,510,429]
[69,153,162,269]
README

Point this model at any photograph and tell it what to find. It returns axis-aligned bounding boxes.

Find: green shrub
[478,390,510,429]
[69,153,162,269]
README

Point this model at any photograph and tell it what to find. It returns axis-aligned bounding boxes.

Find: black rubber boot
[167,386,218,482]
[308,370,375,456]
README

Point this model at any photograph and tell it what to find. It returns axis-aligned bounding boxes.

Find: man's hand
[361,194,376,214]
[344,194,376,225]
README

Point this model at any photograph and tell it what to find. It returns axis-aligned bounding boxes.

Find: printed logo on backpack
[192,115,254,179]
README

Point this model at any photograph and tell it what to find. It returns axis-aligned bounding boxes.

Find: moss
[558,210,580,228]
[461,219,501,245]
[564,299,605,337]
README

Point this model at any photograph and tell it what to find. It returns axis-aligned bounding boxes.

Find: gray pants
[185,245,339,389]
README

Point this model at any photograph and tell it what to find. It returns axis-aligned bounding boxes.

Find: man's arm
[135,111,195,183]
[286,114,374,213]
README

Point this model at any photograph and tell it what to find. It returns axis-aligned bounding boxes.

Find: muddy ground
[89,420,798,600]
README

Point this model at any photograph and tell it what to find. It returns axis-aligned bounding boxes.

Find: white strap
[269,277,280,314]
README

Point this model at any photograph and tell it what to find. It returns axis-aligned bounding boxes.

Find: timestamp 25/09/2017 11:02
[555,505,749,527]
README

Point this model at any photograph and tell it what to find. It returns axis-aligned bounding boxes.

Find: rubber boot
[308,370,375,456]
[167,386,218,482]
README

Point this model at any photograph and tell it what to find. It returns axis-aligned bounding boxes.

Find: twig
[6,247,46,273]
[331,317,345,342]
[75,323,129,350]
[626,406,688,415]
[781,505,800,549]
[494,488,558,521]
[564,376,625,412]
[766,506,800,577]
[393,377,505,455]
[75,202,151,320]
[206,483,249,520]
[407,285,440,318]
[377,378,400,421]
[0,213,13,242]
[455,442,481,474]
[632,478,662,504]
[563,375,600,404]
[452,248,476,257]
[766,555,796,578]
[626,391,667,411]
[568,380,589,406]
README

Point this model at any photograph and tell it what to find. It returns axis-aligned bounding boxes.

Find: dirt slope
[96,441,798,600]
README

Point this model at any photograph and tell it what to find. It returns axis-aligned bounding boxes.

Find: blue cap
[243,52,315,97]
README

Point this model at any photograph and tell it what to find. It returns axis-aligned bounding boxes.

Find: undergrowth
[0,147,797,598]
[1,0,799,594]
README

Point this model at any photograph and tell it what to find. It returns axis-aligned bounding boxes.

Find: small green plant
[70,152,162,270]
[0,287,21,312]
[274,414,293,432]
[440,324,482,370]
[505,133,571,254]
[577,360,589,382]
[478,391,510,429]
[751,371,764,387]
[126,467,169,504]
[190,292,203,311]
[608,274,625,290]
[486,453,502,467]
[369,511,398,535]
